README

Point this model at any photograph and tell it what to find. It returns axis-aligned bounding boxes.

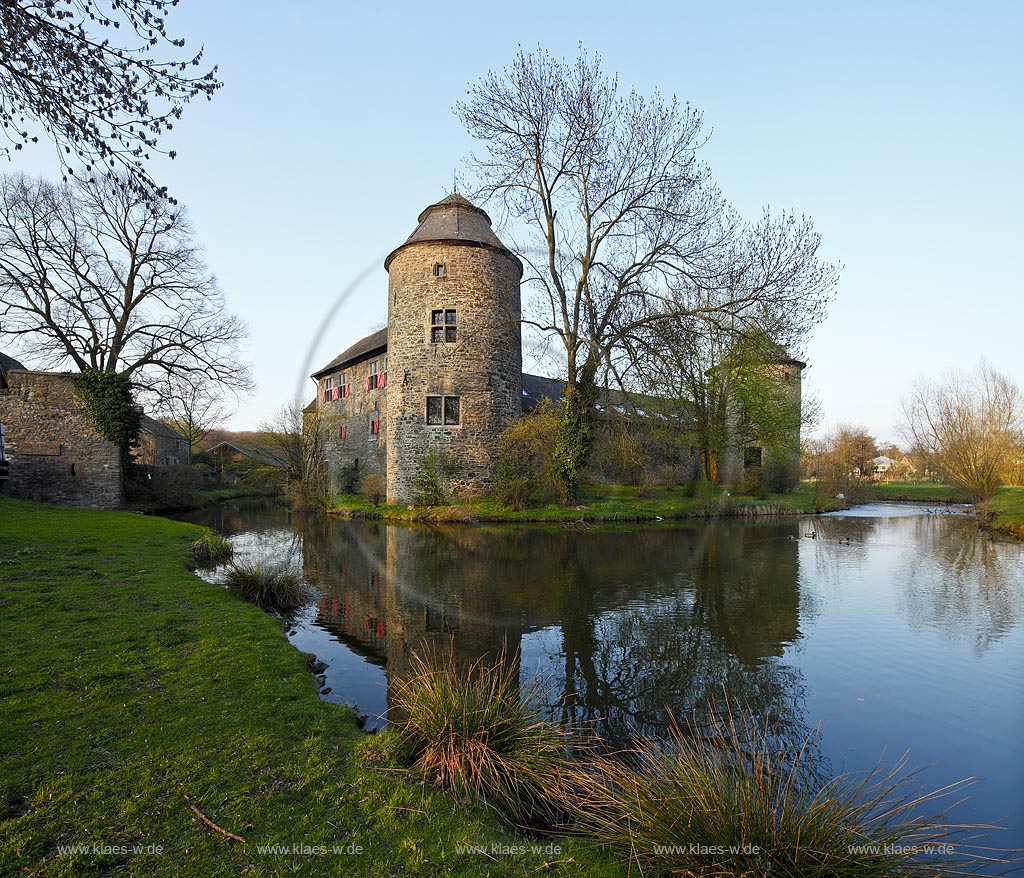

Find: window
[340,424,347,440]
[430,309,457,343]
[365,361,385,390]
[370,418,380,436]
[434,263,446,277]
[426,395,460,426]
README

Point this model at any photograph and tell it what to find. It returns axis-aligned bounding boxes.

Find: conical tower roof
[384,193,520,271]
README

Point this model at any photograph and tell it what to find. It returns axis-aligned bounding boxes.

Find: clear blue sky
[9,0,1023,444]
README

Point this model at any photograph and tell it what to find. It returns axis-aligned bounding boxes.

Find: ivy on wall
[70,370,141,454]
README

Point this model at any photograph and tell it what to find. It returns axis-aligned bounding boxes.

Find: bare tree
[0,0,220,193]
[901,361,1023,505]
[261,400,327,508]
[155,374,234,462]
[0,172,249,400]
[458,48,838,498]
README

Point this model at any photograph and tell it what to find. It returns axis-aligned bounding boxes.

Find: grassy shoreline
[988,486,1024,540]
[326,484,847,524]
[0,496,620,877]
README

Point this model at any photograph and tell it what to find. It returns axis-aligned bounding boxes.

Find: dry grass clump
[222,560,309,612]
[190,531,233,567]
[571,700,1006,877]
[389,643,576,829]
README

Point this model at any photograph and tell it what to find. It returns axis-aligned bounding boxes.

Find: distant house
[134,415,190,467]
[872,454,914,481]
[207,440,287,471]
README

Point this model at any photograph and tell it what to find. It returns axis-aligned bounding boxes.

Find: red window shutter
[331,387,339,401]
[365,375,371,391]
[322,390,328,402]
[341,425,347,439]
[344,384,350,398]
[379,371,387,388]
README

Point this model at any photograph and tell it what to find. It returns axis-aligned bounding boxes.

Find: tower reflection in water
[300,516,812,749]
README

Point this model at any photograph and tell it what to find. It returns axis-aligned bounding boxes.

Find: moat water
[177,500,1024,864]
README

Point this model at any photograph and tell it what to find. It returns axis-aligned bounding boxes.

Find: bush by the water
[223,560,309,612]
[411,449,460,506]
[389,644,575,829]
[190,532,233,567]
[572,699,994,877]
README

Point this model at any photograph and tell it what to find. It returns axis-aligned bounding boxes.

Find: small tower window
[430,309,457,343]
[426,395,460,426]
[434,263,446,278]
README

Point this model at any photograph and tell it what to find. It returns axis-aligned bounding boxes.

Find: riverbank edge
[987,486,1024,540]
[324,486,847,525]
[0,495,621,877]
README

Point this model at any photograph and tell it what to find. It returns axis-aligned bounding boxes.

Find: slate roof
[207,440,287,468]
[0,351,27,372]
[521,373,565,411]
[384,193,520,271]
[311,327,388,379]
[138,414,188,442]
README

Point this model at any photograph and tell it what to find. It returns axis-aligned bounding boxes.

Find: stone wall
[385,241,522,503]
[0,370,123,508]
[316,353,388,494]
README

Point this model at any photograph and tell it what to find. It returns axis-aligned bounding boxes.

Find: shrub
[411,448,459,506]
[492,400,561,508]
[335,459,361,495]
[223,560,309,612]
[190,532,233,567]
[389,643,576,829]
[572,699,992,877]
[359,472,385,506]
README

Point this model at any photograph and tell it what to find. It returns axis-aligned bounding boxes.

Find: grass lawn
[327,483,843,523]
[988,486,1024,540]
[868,481,969,503]
[0,496,621,877]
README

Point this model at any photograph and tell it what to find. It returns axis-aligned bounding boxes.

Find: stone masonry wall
[317,353,388,493]
[0,370,123,508]
[386,242,522,503]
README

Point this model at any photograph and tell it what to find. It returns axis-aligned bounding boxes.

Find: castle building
[311,193,805,501]
[312,194,557,503]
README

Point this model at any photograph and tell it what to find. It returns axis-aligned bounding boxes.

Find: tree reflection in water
[299,516,816,751]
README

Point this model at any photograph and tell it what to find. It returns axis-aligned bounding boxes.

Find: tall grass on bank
[190,531,234,567]
[389,643,576,829]
[572,701,1006,877]
[222,559,309,612]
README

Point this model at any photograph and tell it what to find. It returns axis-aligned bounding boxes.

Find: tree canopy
[901,361,1023,504]
[0,0,220,193]
[0,172,249,400]
[458,47,839,497]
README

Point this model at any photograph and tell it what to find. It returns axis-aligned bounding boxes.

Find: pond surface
[178,500,1024,862]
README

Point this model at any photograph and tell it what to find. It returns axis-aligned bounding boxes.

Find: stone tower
[384,194,523,503]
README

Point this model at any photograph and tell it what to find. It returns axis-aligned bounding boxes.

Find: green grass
[869,482,969,503]
[327,484,844,524]
[0,495,621,877]
[987,486,1024,540]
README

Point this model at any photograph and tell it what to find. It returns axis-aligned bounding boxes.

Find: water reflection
[297,517,814,748]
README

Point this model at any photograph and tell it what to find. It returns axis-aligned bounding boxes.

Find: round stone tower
[384,194,523,503]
